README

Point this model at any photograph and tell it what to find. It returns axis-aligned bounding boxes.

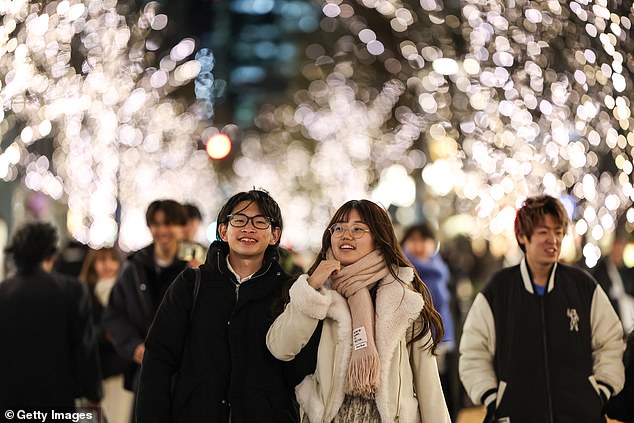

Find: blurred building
[164,0,320,129]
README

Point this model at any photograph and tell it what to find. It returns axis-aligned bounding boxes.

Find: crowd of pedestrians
[1,192,633,423]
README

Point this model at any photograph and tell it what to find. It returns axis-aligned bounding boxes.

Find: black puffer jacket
[102,244,187,389]
[136,241,319,423]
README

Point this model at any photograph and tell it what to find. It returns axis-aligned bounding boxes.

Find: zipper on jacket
[234,261,273,304]
[539,296,555,423]
[216,250,273,304]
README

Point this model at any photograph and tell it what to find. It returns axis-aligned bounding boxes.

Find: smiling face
[148,210,183,254]
[330,209,375,266]
[94,253,120,280]
[519,213,564,270]
[218,201,281,263]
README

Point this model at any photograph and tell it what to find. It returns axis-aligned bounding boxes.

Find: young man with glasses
[136,189,317,422]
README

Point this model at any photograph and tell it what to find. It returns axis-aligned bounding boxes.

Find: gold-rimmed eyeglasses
[328,224,370,239]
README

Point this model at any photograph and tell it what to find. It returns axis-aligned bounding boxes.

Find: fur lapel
[374,267,424,421]
[319,266,424,422]
[321,286,353,422]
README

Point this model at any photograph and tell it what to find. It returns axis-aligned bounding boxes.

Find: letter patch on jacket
[567,308,579,332]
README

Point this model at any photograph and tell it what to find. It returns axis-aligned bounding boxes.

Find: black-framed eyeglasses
[328,224,370,239]
[226,213,273,230]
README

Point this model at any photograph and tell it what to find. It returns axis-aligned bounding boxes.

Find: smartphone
[177,241,207,262]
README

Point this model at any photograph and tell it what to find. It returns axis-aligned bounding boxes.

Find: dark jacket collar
[204,240,280,275]
[129,244,187,270]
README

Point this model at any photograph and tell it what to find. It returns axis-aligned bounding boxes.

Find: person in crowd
[400,222,458,419]
[0,222,102,409]
[607,330,634,422]
[102,199,188,395]
[278,246,305,277]
[177,202,207,263]
[183,202,203,242]
[137,189,315,422]
[589,228,634,334]
[79,247,134,423]
[267,199,451,423]
[54,238,89,277]
[459,195,625,423]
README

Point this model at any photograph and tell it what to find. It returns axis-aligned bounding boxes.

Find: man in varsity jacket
[459,195,625,423]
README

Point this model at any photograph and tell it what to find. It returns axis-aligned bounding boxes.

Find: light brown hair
[514,195,570,252]
[79,247,122,287]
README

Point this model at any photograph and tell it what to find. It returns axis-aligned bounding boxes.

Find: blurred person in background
[54,238,89,277]
[400,222,458,420]
[102,199,188,399]
[278,246,305,277]
[137,189,311,422]
[459,195,625,423]
[0,222,102,409]
[606,330,634,422]
[183,202,203,242]
[588,227,634,335]
[267,199,450,423]
[178,202,208,263]
[79,247,134,423]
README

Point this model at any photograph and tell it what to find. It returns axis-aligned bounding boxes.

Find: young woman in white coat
[267,199,451,423]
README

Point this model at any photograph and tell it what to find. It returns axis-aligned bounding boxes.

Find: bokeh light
[1,0,634,261]
[206,133,232,160]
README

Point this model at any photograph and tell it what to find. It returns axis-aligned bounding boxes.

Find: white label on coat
[352,326,368,350]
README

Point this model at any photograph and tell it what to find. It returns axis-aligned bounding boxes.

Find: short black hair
[5,222,58,272]
[216,189,283,245]
[145,199,187,226]
[183,203,202,221]
[400,222,436,246]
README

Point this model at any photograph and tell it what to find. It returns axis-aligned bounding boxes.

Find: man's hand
[133,343,145,365]
[188,257,204,268]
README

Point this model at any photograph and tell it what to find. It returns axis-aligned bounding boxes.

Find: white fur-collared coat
[266,267,451,423]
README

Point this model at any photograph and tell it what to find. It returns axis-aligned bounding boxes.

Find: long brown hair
[308,200,444,353]
[78,247,122,287]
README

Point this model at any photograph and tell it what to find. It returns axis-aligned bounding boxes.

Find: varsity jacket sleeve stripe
[590,284,626,397]
[459,292,498,406]
[267,274,332,361]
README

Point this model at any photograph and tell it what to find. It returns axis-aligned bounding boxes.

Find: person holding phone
[136,189,316,422]
[102,199,189,396]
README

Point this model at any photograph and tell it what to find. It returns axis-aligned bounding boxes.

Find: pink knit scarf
[327,249,389,398]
